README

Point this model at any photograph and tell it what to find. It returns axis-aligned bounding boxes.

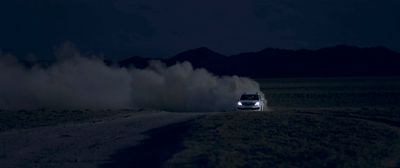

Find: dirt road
[0,111,204,168]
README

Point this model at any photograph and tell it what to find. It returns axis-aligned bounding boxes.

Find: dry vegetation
[166,111,400,168]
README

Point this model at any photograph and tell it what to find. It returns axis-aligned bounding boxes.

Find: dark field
[166,112,400,168]
[258,77,400,109]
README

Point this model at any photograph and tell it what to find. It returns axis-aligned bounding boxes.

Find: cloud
[0,47,260,112]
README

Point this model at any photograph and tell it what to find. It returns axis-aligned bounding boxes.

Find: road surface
[0,111,204,168]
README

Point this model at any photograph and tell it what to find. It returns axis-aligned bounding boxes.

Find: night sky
[0,0,399,59]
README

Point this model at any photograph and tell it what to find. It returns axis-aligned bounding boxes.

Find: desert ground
[166,108,400,168]
[1,108,399,168]
[0,110,205,168]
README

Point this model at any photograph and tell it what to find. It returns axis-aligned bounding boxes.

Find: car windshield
[240,94,259,100]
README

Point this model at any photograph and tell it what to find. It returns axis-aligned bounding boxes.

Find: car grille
[242,102,255,106]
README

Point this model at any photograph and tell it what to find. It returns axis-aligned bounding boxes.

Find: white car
[237,93,266,111]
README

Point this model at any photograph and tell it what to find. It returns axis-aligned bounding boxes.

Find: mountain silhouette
[119,45,400,77]
[118,56,150,69]
[166,47,231,74]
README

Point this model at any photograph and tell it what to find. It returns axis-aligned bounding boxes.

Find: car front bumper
[237,106,261,111]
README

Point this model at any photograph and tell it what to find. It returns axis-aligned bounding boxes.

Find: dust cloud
[0,45,260,112]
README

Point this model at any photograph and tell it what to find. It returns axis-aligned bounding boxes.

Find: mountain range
[119,45,400,77]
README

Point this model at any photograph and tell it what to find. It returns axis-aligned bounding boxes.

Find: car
[236,93,266,111]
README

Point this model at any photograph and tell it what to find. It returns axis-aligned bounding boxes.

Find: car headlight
[255,101,260,106]
[237,102,242,106]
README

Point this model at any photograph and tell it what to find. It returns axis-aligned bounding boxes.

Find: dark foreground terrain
[0,111,204,168]
[165,109,400,168]
[0,108,399,168]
